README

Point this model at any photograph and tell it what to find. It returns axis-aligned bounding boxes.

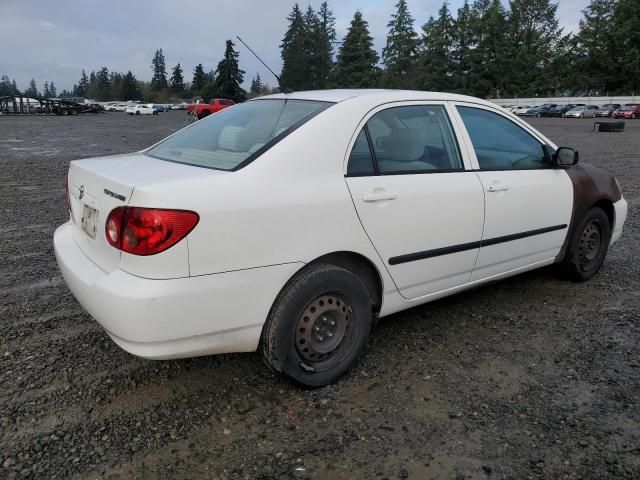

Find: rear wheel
[135,111,140,115]
[261,264,373,387]
[559,207,611,281]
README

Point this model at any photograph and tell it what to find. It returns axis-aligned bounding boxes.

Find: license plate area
[81,204,99,239]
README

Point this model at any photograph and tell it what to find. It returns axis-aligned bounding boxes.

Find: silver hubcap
[295,294,350,362]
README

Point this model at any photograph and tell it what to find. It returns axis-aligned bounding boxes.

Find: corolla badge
[78,185,85,200]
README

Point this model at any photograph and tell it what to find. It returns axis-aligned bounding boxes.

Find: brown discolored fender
[556,163,622,262]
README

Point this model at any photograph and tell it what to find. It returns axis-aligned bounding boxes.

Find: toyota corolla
[54,90,628,387]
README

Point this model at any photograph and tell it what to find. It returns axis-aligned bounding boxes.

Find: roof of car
[260,89,497,108]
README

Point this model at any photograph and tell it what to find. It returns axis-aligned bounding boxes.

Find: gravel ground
[0,112,638,480]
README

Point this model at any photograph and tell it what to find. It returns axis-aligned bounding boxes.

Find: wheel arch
[592,198,614,228]
[307,251,384,315]
[260,250,384,349]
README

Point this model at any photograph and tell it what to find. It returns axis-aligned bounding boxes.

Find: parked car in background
[521,105,554,117]
[54,89,627,387]
[512,105,533,115]
[613,104,640,119]
[187,98,235,119]
[173,103,188,110]
[112,103,131,112]
[595,104,621,117]
[565,105,599,118]
[103,103,117,112]
[126,104,157,115]
[151,104,166,113]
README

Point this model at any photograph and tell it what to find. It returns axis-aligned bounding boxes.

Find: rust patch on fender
[557,163,621,261]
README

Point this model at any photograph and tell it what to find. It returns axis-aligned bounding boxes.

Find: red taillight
[105,207,199,256]
[64,175,71,211]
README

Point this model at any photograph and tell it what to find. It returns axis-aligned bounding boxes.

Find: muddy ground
[0,111,638,480]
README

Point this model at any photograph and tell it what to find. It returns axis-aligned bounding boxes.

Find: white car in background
[512,105,533,115]
[126,104,157,115]
[54,89,627,387]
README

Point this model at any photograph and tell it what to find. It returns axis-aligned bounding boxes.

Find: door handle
[362,192,397,202]
[487,184,509,192]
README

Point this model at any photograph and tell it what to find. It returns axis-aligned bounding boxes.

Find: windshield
[146,99,332,171]
[570,106,586,111]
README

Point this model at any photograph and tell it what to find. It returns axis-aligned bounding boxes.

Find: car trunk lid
[67,152,221,273]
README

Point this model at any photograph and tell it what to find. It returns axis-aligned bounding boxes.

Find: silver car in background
[595,104,621,117]
[565,105,599,118]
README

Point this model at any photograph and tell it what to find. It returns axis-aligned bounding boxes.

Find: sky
[0,0,590,93]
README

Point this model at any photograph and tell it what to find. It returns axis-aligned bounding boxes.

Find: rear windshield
[146,99,332,171]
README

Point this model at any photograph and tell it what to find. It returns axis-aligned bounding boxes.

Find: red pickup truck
[187,98,235,119]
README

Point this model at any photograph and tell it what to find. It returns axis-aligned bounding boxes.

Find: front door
[453,104,573,281]
[345,103,485,300]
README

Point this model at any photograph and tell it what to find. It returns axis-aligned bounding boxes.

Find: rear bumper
[611,197,628,245]
[54,222,303,359]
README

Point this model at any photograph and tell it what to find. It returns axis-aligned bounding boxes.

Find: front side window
[360,105,462,174]
[147,99,331,171]
[457,106,548,170]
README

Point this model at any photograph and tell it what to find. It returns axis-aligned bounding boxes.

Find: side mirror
[553,147,579,167]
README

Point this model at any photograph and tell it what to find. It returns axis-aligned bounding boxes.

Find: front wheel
[135,111,140,115]
[261,264,373,387]
[558,207,611,281]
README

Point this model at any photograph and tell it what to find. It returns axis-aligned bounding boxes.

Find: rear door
[452,103,573,281]
[345,102,485,300]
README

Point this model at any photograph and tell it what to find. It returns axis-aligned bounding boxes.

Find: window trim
[344,102,467,177]
[450,102,557,172]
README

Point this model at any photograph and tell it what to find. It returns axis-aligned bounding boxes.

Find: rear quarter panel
[129,100,395,296]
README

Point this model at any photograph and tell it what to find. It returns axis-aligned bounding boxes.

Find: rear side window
[347,105,462,175]
[146,99,332,171]
[457,106,548,170]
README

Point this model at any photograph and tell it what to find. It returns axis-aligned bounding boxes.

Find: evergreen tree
[250,73,264,95]
[334,11,380,88]
[78,69,89,97]
[191,63,206,91]
[315,1,337,88]
[150,48,168,91]
[170,63,185,93]
[574,0,616,94]
[503,0,563,96]
[611,0,640,93]
[11,79,19,95]
[94,67,111,100]
[418,3,455,91]
[280,3,308,90]
[451,1,474,92]
[25,78,39,97]
[0,75,11,96]
[467,0,508,97]
[382,0,420,87]
[213,40,246,102]
[43,81,50,98]
[120,71,141,100]
[49,81,57,97]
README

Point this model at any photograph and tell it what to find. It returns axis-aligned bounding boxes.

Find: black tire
[261,263,373,388]
[559,207,611,281]
[199,110,210,119]
[135,111,140,115]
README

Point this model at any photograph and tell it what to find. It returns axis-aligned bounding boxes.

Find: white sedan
[54,89,628,387]
[126,104,157,115]
[512,105,533,115]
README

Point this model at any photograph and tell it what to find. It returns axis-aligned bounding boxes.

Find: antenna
[236,35,292,94]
